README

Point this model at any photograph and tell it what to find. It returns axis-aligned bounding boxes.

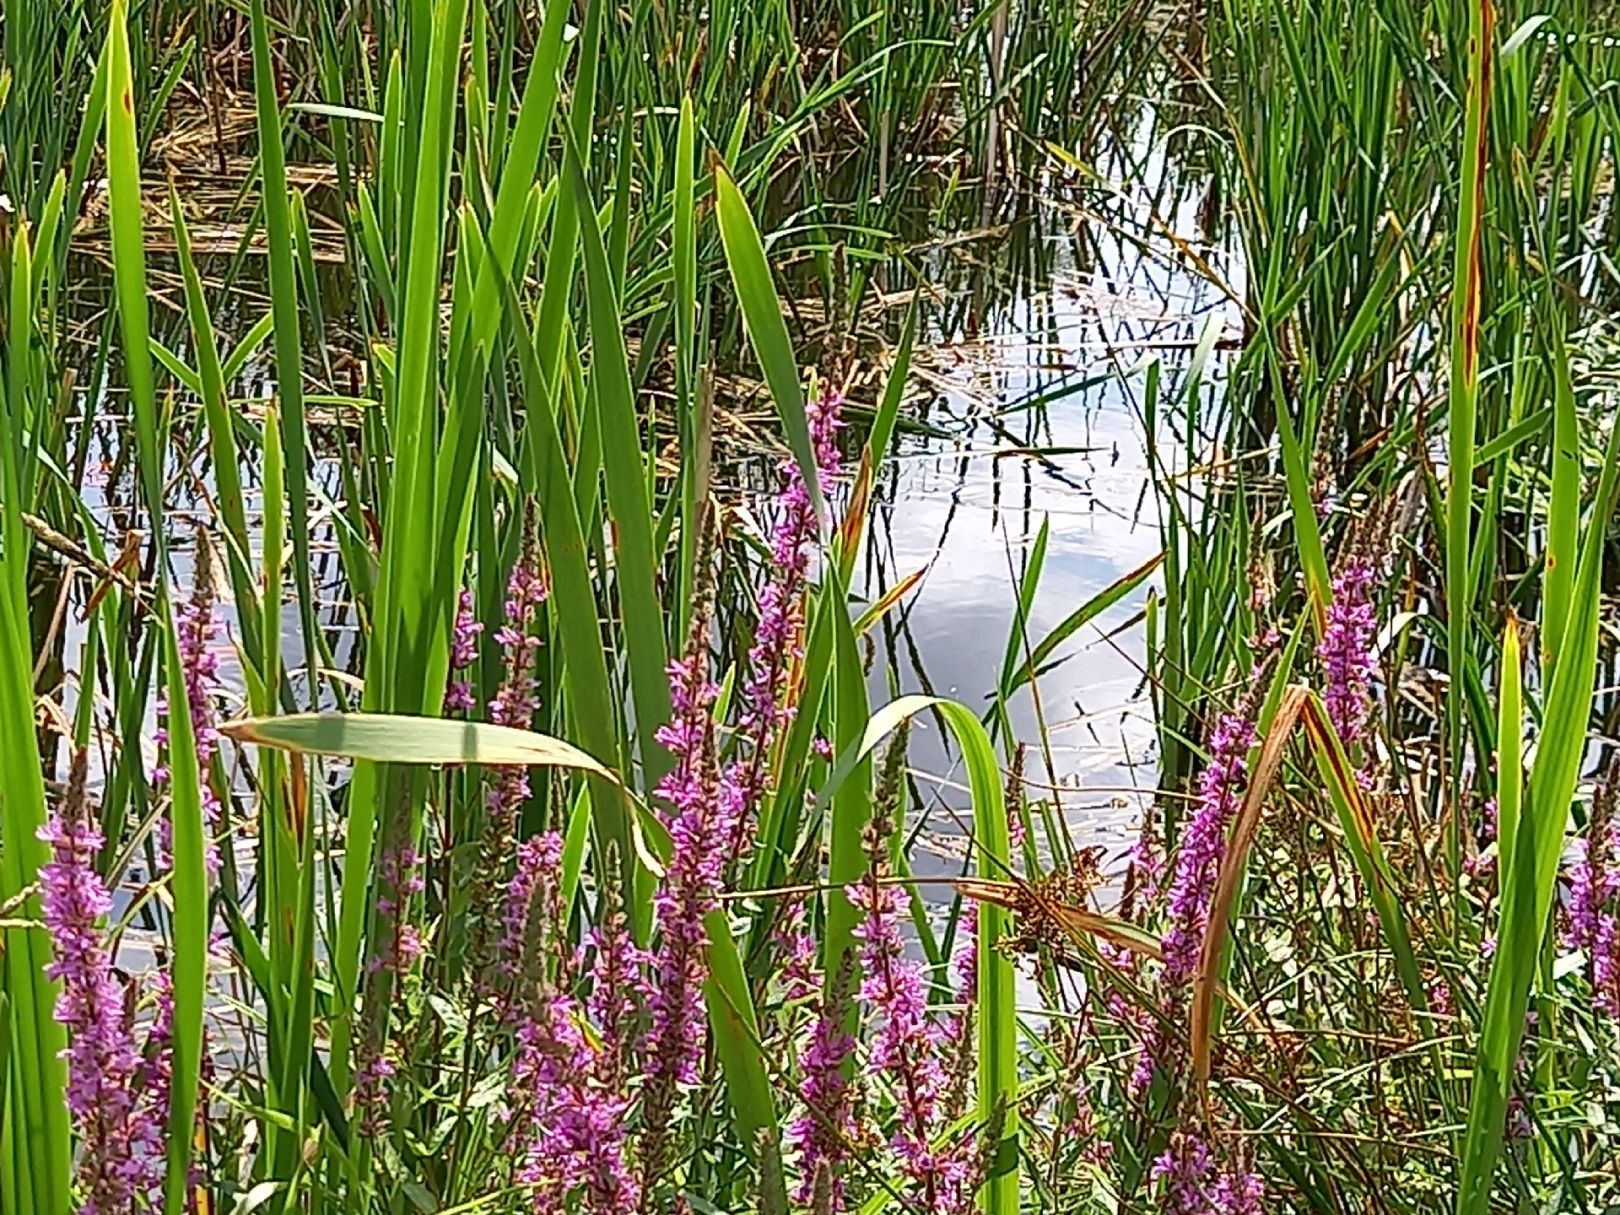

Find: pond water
[864,172,1237,892]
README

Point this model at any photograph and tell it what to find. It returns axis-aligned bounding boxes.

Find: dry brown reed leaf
[1191,684,1308,1095]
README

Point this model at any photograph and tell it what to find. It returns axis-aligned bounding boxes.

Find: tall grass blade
[713,163,825,524]
[1457,419,1620,1215]
[161,604,209,1209]
[1444,0,1493,789]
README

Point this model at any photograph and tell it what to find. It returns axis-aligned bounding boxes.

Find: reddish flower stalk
[1152,1130,1264,1215]
[847,877,971,1212]
[639,626,727,1198]
[789,955,859,1211]
[154,573,225,873]
[1570,766,1620,1016]
[486,551,549,843]
[775,899,819,1004]
[444,587,483,713]
[471,542,549,982]
[354,785,426,1135]
[586,874,648,1095]
[371,843,426,976]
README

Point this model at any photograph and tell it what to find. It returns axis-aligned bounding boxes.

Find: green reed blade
[465,0,572,353]
[105,0,162,548]
[331,0,469,1113]
[1006,552,1162,694]
[530,0,601,399]
[1300,691,1427,1010]
[250,0,320,704]
[820,562,874,1039]
[225,712,620,774]
[168,185,261,660]
[491,252,638,925]
[161,600,210,1211]
[565,136,673,795]
[1542,333,1577,674]
[823,693,1022,1214]
[1271,370,1330,628]
[1444,0,1492,799]
[713,162,826,526]
[636,799,783,1170]
[222,311,278,384]
[1458,415,1620,1215]
[673,95,699,635]
[0,225,70,1215]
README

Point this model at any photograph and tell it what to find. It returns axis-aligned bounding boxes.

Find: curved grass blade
[823,693,1021,1213]
[1444,0,1493,798]
[564,134,673,794]
[106,0,162,546]
[250,0,320,700]
[223,712,618,775]
[0,230,71,1215]
[1191,685,1428,1092]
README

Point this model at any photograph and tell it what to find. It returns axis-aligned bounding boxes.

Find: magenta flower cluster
[1567,809,1620,1016]
[1152,1131,1264,1215]
[445,588,483,712]
[486,557,549,839]
[1317,558,1377,752]
[775,899,820,1004]
[503,835,638,1213]
[371,843,426,976]
[38,779,165,1212]
[788,969,858,1209]
[730,386,845,857]
[1160,712,1257,985]
[846,879,976,1213]
[644,649,728,1105]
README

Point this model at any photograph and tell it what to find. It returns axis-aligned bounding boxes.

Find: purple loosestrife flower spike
[469,539,549,981]
[727,387,845,860]
[1151,1131,1215,1215]
[1153,1129,1264,1215]
[1318,558,1378,752]
[775,900,819,1004]
[504,835,637,1213]
[1160,712,1256,986]
[38,750,164,1211]
[586,874,648,1094]
[487,553,549,836]
[1567,766,1620,1017]
[354,795,426,1134]
[640,648,726,1191]
[371,843,426,976]
[445,587,483,712]
[848,878,972,1211]
[789,954,859,1211]
[1594,913,1620,1017]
